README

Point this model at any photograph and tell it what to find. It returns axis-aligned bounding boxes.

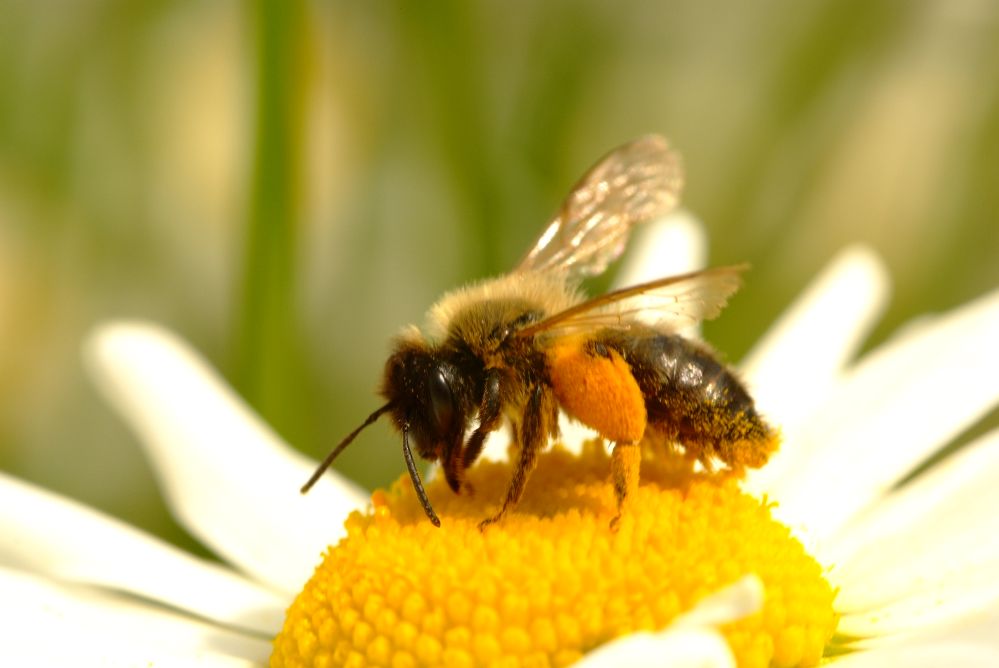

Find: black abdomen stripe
[608,333,750,405]
[600,330,760,440]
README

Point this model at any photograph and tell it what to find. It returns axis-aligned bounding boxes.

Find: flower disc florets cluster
[272,442,837,668]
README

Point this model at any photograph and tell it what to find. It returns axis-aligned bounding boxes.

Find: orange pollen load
[547,340,647,443]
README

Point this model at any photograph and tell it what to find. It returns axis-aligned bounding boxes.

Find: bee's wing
[515,265,746,339]
[515,134,683,280]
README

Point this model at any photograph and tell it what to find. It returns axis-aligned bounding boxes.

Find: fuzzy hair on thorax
[419,271,584,344]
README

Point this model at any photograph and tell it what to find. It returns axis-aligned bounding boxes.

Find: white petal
[825,428,999,612]
[84,321,369,594]
[836,564,999,638]
[743,246,889,495]
[573,575,762,668]
[0,472,285,635]
[826,644,999,668]
[614,209,707,287]
[672,575,765,628]
[555,417,604,457]
[480,422,518,462]
[763,284,999,541]
[847,602,999,651]
[574,628,735,668]
[0,566,269,668]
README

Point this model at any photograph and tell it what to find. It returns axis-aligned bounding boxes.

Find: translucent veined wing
[516,135,683,280]
[515,265,746,339]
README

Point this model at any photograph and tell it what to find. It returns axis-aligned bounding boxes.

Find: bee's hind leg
[610,440,641,531]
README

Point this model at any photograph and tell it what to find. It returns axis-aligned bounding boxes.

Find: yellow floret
[272,442,837,668]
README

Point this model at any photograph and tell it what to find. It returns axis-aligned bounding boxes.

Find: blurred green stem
[233,0,304,438]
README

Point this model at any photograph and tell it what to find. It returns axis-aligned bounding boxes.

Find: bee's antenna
[300,403,394,494]
[403,422,441,527]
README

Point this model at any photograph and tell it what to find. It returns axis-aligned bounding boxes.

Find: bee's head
[300,335,479,528]
[380,339,476,462]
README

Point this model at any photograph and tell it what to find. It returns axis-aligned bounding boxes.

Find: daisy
[3,214,999,667]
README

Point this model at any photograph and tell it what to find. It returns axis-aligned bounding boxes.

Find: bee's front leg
[460,369,504,497]
[442,432,466,496]
[479,383,556,530]
[443,372,504,496]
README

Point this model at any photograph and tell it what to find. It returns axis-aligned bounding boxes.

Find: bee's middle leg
[610,440,641,531]
[479,384,556,531]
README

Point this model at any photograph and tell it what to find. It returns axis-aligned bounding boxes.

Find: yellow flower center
[271,442,837,668]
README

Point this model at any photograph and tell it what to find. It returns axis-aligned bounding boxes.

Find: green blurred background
[2,1,998,554]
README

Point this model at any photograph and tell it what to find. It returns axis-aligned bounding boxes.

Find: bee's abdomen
[603,331,778,472]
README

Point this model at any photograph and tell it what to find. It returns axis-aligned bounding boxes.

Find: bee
[302,135,779,529]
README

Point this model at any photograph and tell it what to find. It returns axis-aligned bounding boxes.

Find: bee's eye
[429,368,456,434]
